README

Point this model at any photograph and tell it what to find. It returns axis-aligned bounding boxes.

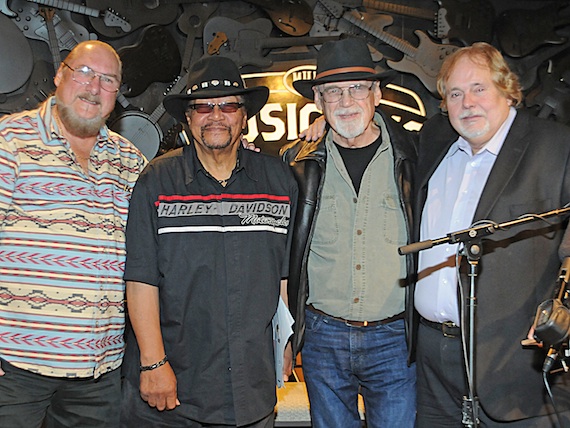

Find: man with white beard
[0,40,146,427]
[280,37,417,427]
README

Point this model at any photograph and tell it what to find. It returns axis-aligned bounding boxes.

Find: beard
[330,106,367,139]
[455,110,491,142]
[56,94,106,138]
[200,125,233,150]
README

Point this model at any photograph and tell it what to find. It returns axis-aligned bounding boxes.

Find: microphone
[535,253,570,373]
[543,347,560,373]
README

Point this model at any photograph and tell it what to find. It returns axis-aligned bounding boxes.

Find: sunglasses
[187,102,244,114]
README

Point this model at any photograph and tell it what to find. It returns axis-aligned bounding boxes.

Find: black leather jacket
[281,111,417,362]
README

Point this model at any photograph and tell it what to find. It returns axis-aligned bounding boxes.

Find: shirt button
[353,197,357,203]
[353,297,359,303]
[356,264,362,270]
[356,229,362,235]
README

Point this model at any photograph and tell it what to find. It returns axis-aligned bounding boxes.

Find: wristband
[140,355,168,371]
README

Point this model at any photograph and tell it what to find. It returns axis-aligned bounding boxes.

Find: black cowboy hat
[163,55,269,122]
[293,37,397,100]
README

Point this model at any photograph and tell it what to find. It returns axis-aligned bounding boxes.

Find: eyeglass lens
[64,62,120,93]
[188,102,244,114]
[321,84,373,103]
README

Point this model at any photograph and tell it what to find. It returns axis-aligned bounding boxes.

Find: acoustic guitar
[118,25,181,98]
[109,4,219,160]
[0,61,54,114]
[171,0,314,36]
[0,12,33,94]
[203,17,343,68]
[496,2,570,58]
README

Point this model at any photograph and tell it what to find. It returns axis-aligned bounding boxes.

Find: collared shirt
[0,97,146,378]
[415,107,517,325]
[307,113,408,321]
[123,144,297,426]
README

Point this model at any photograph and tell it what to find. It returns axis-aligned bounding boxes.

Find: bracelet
[140,355,168,371]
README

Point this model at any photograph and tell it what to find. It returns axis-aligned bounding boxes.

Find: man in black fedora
[120,55,298,427]
[281,37,417,427]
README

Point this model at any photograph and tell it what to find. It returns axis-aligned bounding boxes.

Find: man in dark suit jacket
[412,42,570,427]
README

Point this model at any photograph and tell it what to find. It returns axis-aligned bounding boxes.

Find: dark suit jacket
[411,110,570,422]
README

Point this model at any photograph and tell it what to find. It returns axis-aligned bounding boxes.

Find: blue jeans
[302,308,416,428]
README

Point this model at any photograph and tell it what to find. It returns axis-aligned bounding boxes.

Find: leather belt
[420,317,460,338]
[307,305,404,327]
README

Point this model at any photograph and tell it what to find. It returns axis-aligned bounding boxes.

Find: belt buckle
[345,320,368,327]
[442,321,458,338]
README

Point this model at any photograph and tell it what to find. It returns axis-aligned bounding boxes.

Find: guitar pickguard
[10,1,92,52]
[0,60,54,115]
[387,31,458,94]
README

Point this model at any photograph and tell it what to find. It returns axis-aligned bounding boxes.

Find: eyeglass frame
[186,102,245,114]
[62,62,121,93]
[318,82,376,103]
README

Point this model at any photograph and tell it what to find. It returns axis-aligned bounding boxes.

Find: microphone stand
[399,206,570,427]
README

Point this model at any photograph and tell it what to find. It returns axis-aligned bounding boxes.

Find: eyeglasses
[187,102,245,114]
[63,62,120,93]
[319,83,374,103]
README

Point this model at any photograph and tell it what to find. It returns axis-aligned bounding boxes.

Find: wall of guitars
[0,0,568,158]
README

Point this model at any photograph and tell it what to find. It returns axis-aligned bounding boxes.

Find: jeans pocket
[382,318,406,335]
[304,308,325,332]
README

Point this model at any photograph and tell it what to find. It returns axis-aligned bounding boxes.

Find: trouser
[0,358,121,428]
[121,378,275,428]
[302,308,416,428]
[416,321,570,427]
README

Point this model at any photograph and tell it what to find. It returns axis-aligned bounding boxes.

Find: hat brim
[293,70,397,100]
[163,86,270,122]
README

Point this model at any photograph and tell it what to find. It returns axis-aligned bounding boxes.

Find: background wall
[0,0,568,158]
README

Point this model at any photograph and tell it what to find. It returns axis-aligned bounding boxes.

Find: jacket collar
[286,110,413,163]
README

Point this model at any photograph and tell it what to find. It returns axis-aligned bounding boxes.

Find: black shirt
[334,135,382,193]
[123,144,297,425]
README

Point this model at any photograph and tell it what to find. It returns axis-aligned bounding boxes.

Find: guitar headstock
[102,9,131,33]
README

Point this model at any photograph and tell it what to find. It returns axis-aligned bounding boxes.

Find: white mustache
[334,107,362,117]
[459,110,484,120]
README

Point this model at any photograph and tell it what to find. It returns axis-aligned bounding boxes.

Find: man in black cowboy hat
[120,55,298,427]
[281,37,417,427]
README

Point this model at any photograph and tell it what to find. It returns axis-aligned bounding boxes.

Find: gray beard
[331,107,367,140]
[56,97,105,138]
[200,127,232,150]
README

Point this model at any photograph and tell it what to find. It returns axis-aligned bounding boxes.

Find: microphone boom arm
[399,206,570,255]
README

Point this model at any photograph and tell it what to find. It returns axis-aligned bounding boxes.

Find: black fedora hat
[164,55,269,122]
[293,37,397,100]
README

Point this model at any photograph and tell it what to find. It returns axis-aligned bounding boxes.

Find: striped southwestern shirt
[0,97,146,378]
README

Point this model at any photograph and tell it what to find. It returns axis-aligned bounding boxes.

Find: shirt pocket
[380,192,407,245]
[311,194,339,246]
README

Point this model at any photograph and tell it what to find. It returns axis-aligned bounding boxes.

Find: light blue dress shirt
[415,108,517,325]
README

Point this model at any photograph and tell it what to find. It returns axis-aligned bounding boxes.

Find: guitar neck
[28,0,101,18]
[148,74,189,125]
[344,11,417,57]
[363,0,435,21]
[39,8,62,73]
